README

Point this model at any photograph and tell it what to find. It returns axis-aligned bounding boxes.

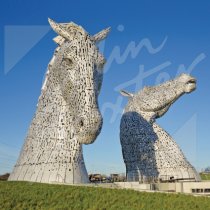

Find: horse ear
[93,27,111,43]
[53,36,65,45]
[48,18,73,41]
[120,90,134,98]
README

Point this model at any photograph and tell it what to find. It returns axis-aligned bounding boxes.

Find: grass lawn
[0,181,210,210]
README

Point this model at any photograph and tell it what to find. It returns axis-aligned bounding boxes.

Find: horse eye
[63,58,73,66]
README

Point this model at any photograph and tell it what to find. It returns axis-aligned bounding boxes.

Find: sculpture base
[8,162,89,184]
[126,164,201,182]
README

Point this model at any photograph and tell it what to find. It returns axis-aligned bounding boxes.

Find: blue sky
[0,0,210,175]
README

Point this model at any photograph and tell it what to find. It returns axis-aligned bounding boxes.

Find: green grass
[0,181,210,210]
[200,173,210,180]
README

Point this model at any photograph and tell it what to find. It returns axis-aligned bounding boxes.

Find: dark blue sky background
[0,0,210,174]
